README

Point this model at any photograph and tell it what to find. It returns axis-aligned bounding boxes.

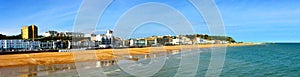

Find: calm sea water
[1,43,300,77]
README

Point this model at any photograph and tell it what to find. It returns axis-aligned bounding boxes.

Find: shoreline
[0,43,258,68]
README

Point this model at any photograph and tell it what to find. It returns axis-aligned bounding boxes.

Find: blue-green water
[1,43,300,77]
[220,43,300,77]
[104,43,300,77]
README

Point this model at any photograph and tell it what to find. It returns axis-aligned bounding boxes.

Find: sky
[0,0,299,42]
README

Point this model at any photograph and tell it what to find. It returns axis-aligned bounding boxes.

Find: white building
[121,40,130,47]
[213,40,228,44]
[95,30,114,48]
[0,40,24,49]
[172,38,181,45]
[129,39,136,47]
[206,40,215,44]
[172,36,192,45]
[0,39,41,51]
[195,38,208,44]
[182,37,193,45]
[40,41,54,49]
[44,31,58,37]
[59,32,84,37]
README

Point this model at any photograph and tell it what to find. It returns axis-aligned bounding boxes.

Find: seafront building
[0,39,40,51]
[95,30,115,48]
[21,25,38,40]
[128,39,136,47]
[2,25,232,52]
[44,31,85,38]
[0,39,70,51]
[195,38,208,44]
[172,38,182,45]
[58,32,84,37]
[0,40,24,50]
[44,31,58,37]
[134,38,146,47]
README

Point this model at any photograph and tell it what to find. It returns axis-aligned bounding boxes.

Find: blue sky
[0,0,299,42]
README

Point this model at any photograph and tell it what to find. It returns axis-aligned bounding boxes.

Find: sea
[1,43,300,77]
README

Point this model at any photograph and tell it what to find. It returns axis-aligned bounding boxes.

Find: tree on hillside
[0,34,22,39]
[227,37,236,43]
[0,34,6,39]
[210,36,236,43]
[196,34,209,39]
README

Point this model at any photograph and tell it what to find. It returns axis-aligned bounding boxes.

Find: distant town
[0,24,237,53]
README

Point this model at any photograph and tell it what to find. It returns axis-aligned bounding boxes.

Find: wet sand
[0,43,256,68]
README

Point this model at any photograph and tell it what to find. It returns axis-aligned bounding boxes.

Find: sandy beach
[0,43,257,68]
